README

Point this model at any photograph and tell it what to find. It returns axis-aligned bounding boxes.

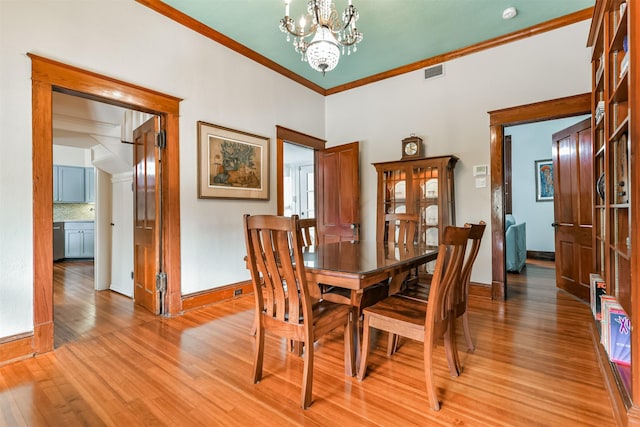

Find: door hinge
[156,272,167,292]
[156,130,167,149]
[131,271,134,280]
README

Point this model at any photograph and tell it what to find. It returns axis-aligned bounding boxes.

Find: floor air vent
[424,64,444,80]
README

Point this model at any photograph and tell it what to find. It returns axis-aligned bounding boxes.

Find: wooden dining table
[301,240,438,309]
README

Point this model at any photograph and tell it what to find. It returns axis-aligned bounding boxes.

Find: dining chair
[449,221,485,373]
[384,213,420,287]
[243,214,355,409]
[249,217,320,337]
[299,218,318,247]
[357,225,470,411]
[392,221,486,371]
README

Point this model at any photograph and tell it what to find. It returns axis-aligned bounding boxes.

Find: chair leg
[301,338,314,409]
[250,314,257,336]
[357,313,372,381]
[423,337,440,411]
[252,324,265,383]
[387,333,399,356]
[462,312,475,352]
[444,319,460,377]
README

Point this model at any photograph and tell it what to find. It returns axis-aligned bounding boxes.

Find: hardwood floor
[0,260,615,425]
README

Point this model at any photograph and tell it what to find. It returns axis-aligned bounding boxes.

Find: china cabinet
[373,155,458,274]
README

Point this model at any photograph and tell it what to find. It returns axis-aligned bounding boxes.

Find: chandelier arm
[281,19,319,38]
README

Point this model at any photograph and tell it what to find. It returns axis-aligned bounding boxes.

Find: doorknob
[551,222,559,229]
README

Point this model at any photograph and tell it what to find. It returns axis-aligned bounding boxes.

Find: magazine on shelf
[600,296,617,349]
[589,273,607,320]
[608,306,631,365]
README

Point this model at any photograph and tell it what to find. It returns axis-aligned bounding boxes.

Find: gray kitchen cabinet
[64,221,94,258]
[53,165,95,203]
[84,167,95,202]
[57,166,85,203]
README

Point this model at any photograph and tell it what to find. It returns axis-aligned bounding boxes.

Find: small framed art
[535,159,554,202]
[197,121,269,200]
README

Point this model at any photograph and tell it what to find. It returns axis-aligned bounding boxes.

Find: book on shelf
[620,53,629,78]
[590,273,607,320]
[602,301,631,366]
[600,295,617,350]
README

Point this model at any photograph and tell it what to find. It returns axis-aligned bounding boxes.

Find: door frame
[275,126,325,216]
[30,54,182,354]
[488,92,590,300]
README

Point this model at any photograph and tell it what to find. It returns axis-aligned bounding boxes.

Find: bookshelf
[587,0,638,425]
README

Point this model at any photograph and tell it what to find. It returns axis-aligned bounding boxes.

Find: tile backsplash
[53,203,96,222]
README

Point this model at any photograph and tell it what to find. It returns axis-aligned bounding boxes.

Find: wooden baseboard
[181,281,253,312]
[527,250,555,261]
[0,333,34,366]
[469,282,492,299]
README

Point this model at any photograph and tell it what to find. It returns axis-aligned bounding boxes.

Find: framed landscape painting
[535,159,554,202]
[197,121,269,200]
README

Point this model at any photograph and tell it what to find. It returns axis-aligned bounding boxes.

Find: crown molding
[137,2,593,97]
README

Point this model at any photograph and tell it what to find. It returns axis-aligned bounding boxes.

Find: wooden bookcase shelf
[588,1,638,425]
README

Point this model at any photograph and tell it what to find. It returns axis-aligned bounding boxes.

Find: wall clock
[401,136,424,160]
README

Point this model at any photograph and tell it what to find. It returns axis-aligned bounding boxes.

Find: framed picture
[535,159,554,202]
[197,121,269,200]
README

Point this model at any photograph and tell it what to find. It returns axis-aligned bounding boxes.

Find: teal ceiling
[160,0,595,90]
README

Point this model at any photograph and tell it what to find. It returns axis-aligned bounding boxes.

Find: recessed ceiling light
[502,7,517,20]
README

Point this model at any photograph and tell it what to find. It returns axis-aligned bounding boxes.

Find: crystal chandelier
[279,0,363,75]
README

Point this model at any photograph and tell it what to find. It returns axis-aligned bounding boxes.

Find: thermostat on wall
[473,164,488,176]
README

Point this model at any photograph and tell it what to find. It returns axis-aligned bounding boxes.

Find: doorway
[283,142,315,218]
[30,54,182,354]
[503,115,590,295]
[488,93,591,300]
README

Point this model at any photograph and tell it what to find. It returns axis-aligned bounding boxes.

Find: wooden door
[317,142,360,243]
[552,118,592,300]
[134,117,160,313]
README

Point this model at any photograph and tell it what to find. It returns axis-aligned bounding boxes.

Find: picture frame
[197,121,269,200]
[535,159,554,202]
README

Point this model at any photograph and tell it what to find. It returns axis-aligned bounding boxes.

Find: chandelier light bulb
[279,0,363,75]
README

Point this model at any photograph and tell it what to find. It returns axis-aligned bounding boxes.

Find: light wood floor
[0,260,615,426]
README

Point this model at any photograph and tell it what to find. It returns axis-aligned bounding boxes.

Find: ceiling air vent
[424,64,444,80]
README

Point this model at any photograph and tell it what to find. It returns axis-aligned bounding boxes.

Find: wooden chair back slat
[384,213,419,245]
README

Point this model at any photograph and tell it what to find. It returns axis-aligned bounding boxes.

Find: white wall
[506,115,590,252]
[325,21,593,285]
[0,0,325,338]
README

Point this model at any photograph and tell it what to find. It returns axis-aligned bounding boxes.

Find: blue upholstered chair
[505,214,527,273]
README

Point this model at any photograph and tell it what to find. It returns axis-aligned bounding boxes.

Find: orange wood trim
[489,93,592,126]
[32,79,55,354]
[163,112,183,316]
[29,54,182,112]
[326,8,594,95]
[181,281,254,312]
[490,124,506,301]
[135,0,325,96]
[0,334,34,366]
[276,126,326,150]
[277,138,284,216]
[469,282,492,299]
[586,1,606,47]
[488,93,591,301]
[136,1,590,96]
[30,54,182,352]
